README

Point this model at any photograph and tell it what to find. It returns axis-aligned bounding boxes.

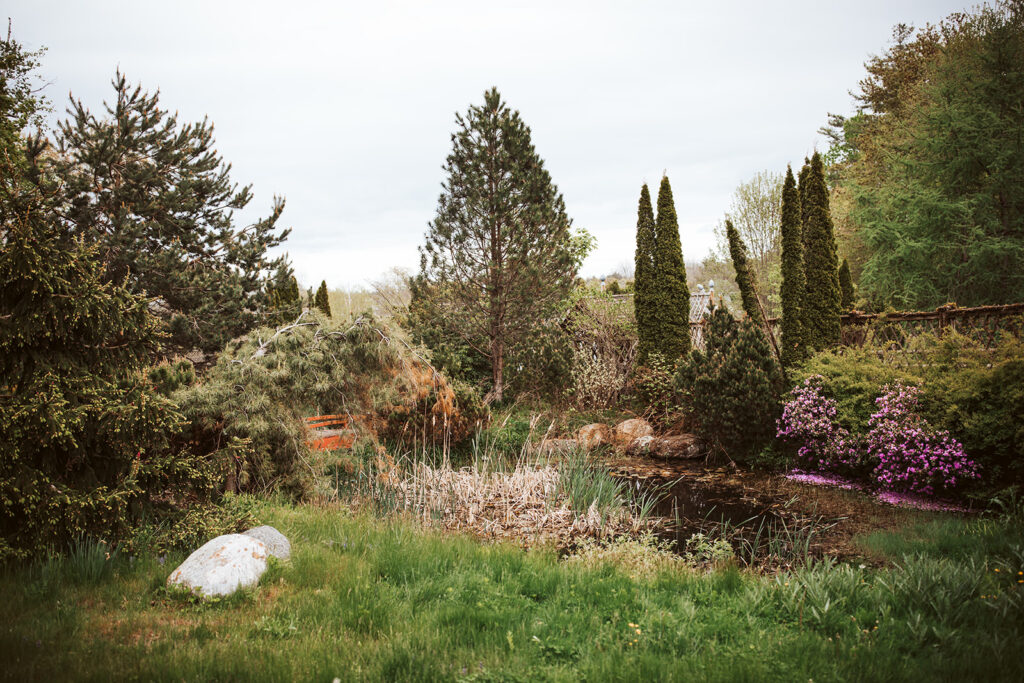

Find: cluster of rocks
[166,525,290,598]
[540,418,703,460]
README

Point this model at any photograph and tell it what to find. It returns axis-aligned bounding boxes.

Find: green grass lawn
[2,499,1023,682]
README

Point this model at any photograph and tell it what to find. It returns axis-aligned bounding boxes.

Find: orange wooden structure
[304,414,357,451]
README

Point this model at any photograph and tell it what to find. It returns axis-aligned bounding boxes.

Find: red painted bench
[304,414,357,451]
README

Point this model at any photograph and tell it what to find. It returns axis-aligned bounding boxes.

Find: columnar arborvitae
[779,165,807,367]
[653,176,690,359]
[725,219,764,327]
[797,159,811,228]
[801,152,841,350]
[839,258,855,312]
[634,183,657,363]
[314,280,332,317]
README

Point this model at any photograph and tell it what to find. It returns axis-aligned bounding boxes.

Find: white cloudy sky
[11,0,966,288]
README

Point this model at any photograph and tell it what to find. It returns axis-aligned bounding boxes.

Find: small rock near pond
[613,418,654,444]
[536,438,578,455]
[243,525,291,560]
[576,423,611,450]
[166,533,269,598]
[626,433,703,459]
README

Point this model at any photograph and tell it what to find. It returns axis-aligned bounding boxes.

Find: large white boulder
[166,534,269,597]
[243,525,291,560]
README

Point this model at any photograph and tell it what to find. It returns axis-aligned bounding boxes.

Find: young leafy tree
[725,218,763,326]
[633,183,657,364]
[314,280,332,317]
[801,153,841,350]
[0,147,180,560]
[779,165,807,367]
[55,72,293,355]
[419,88,578,402]
[653,176,690,360]
[839,258,855,311]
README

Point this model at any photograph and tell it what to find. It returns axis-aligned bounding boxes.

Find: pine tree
[420,88,578,402]
[801,152,841,350]
[633,183,657,363]
[653,176,690,360]
[0,148,179,560]
[839,258,855,312]
[725,219,764,326]
[779,165,807,367]
[314,280,332,317]
[687,307,781,461]
[55,72,292,355]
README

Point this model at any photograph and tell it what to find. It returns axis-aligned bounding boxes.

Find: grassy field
[2,496,1023,681]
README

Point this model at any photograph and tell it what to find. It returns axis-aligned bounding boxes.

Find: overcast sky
[10,0,967,289]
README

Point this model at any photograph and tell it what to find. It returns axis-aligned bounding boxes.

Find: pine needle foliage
[174,313,486,497]
[682,307,782,462]
[839,258,855,312]
[780,165,807,367]
[0,150,183,561]
[419,88,577,402]
[801,153,841,351]
[314,280,332,317]
[653,176,690,360]
[55,72,292,355]
[633,183,657,364]
[725,219,764,327]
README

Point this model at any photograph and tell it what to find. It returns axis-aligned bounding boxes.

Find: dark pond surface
[603,457,826,562]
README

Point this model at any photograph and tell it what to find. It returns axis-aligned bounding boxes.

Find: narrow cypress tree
[725,219,764,326]
[314,280,332,317]
[779,165,807,367]
[839,258,855,312]
[797,158,811,228]
[653,176,690,359]
[633,184,657,363]
[801,152,841,350]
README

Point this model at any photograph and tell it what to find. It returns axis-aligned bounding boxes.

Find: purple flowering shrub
[867,382,980,495]
[777,376,864,476]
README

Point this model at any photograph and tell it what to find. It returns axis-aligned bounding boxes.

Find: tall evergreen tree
[725,219,764,326]
[420,88,578,402]
[633,183,657,363]
[779,165,807,367]
[0,147,179,560]
[801,152,842,350]
[839,258,855,311]
[653,176,690,360]
[797,159,811,228]
[314,280,332,317]
[55,72,292,354]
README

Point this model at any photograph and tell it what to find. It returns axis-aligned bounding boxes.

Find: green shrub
[793,345,918,434]
[681,308,782,462]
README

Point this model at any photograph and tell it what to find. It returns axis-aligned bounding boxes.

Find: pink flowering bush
[777,376,864,476]
[867,382,980,496]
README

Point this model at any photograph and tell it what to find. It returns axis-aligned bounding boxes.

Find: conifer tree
[653,176,690,360]
[779,165,807,367]
[0,148,179,559]
[314,280,332,317]
[725,219,764,326]
[420,88,577,402]
[56,72,292,354]
[801,152,842,350]
[839,258,855,312]
[633,183,657,363]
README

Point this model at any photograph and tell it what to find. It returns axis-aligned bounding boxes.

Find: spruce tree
[725,219,764,326]
[633,183,657,364]
[314,280,332,317]
[420,88,577,402]
[0,148,179,559]
[653,176,690,360]
[801,152,842,350]
[839,258,855,312]
[779,165,807,367]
